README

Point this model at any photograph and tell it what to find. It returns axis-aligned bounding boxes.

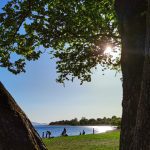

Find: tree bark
[115,0,147,150]
[130,0,150,149]
[131,58,150,150]
[0,82,47,150]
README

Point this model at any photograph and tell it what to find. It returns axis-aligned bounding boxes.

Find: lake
[34,125,116,137]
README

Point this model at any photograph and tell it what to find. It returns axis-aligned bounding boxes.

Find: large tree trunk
[115,0,147,150]
[0,82,47,150]
[131,58,150,149]
[130,1,150,149]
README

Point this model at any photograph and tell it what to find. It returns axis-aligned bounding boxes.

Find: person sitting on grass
[61,128,68,136]
[82,130,85,135]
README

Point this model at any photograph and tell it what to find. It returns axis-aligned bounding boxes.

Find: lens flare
[104,46,112,55]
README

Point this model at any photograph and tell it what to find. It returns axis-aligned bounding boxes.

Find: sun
[103,46,120,59]
[104,46,113,55]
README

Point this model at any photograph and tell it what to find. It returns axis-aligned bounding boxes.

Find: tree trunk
[131,58,150,150]
[130,0,150,149]
[115,0,146,149]
[0,82,47,150]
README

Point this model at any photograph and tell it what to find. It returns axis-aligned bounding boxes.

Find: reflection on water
[34,125,116,137]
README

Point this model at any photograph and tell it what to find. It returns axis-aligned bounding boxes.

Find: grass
[43,130,120,150]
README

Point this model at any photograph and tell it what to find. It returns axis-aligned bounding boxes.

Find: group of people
[42,131,52,138]
[42,128,68,138]
[79,128,94,135]
[79,130,85,135]
[42,128,95,138]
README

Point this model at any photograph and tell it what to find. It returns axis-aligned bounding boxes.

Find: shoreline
[48,124,117,126]
[40,127,118,139]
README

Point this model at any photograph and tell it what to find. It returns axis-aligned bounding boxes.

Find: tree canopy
[49,116,121,127]
[0,0,120,83]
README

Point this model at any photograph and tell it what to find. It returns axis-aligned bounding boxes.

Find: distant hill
[32,122,47,126]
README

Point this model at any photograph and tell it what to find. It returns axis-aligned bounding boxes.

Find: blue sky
[0,1,122,123]
[0,53,122,123]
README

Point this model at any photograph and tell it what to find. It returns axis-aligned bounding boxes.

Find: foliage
[43,131,120,150]
[49,116,121,126]
[0,0,120,82]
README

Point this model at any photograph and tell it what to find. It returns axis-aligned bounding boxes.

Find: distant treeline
[49,116,121,127]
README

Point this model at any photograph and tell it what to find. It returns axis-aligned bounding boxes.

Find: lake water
[34,125,116,137]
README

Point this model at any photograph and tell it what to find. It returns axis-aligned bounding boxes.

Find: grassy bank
[43,130,120,150]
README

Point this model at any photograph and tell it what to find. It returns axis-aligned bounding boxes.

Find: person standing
[93,128,95,134]
[42,132,45,138]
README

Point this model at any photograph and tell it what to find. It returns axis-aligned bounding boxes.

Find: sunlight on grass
[43,131,120,150]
